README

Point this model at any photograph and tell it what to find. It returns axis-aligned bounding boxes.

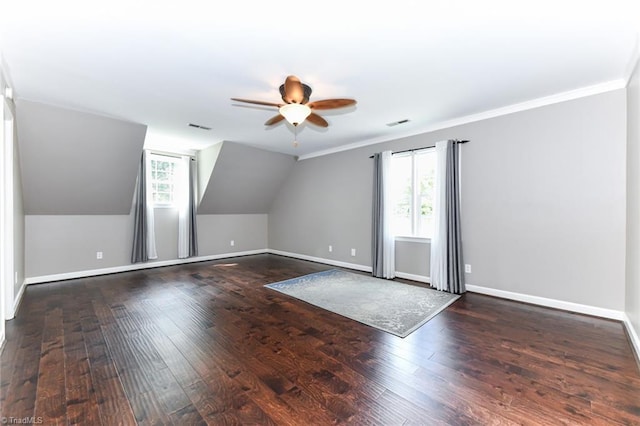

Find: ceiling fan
[231,75,356,128]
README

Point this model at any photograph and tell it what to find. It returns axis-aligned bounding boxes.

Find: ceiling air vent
[188,123,212,130]
[386,119,410,127]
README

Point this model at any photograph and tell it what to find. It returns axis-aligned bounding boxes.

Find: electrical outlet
[465,264,471,273]
[351,248,356,257]
[96,251,103,260]
[328,245,333,252]
[230,240,235,246]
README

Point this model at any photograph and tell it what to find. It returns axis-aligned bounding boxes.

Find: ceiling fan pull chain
[293,125,299,148]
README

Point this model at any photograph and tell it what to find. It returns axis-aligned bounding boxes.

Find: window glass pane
[150,160,157,179]
[156,183,170,192]
[149,155,178,206]
[155,192,171,203]
[416,152,435,238]
[390,155,412,236]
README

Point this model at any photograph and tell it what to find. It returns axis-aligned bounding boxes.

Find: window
[149,154,179,206]
[390,149,436,238]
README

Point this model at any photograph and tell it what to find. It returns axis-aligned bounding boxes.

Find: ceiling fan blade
[306,113,329,128]
[264,114,285,126]
[307,98,356,110]
[282,75,305,104]
[231,98,282,107]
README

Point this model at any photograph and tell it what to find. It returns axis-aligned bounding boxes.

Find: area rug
[265,269,460,337]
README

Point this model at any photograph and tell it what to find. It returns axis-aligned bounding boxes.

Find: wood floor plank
[33,304,67,425]
[1,253,639,425]
[0,311,44,419]
[165,272,398,424]
[78,301,137,425]
[62,293,102,425]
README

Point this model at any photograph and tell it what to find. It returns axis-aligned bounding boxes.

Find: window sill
[395,236,431,243]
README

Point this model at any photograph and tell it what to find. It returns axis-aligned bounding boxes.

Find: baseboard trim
[266,249,372,273]
[24,249,269,285]
[12,281,26,316]
[22,249,629,327]
[395,272,430,284]
[466,284,624,320]
[623,313,640,369]
[264,251,626,322]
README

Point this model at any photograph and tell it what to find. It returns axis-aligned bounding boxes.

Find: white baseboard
[266,249,372,273]
[22,248,630,330]
[24,249,268,285]
[391,276,624,322]
[466,284,624,321]
[13,281,26,316]
[265,251,626,323]
[395,272,430,284]
[623,313,640,368]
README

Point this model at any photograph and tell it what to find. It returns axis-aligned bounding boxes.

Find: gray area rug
[265,269,460,337]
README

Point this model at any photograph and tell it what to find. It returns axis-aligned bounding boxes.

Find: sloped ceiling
[17,100,147,214]
[198,142,296,214]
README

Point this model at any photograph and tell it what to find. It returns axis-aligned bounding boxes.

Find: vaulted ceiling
[1,1,639,158]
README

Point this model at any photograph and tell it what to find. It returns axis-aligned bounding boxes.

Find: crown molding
[298,79,626,161]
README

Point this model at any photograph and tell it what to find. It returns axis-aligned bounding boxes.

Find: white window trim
[392,147,435,239]
[148,152,180,208]
[395,236,431,243]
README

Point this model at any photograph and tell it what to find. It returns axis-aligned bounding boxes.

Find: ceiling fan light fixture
[279,103,311,126]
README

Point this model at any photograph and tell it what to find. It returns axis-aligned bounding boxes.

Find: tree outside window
[149,155,178,206]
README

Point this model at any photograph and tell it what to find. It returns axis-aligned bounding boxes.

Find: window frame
[391,148,435,241]
[148,153,180,208]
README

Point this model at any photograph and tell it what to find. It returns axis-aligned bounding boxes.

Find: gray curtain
[430,140,465,293]
[371,151,395,279]
[131,151,148,263]
[188,158,198,257]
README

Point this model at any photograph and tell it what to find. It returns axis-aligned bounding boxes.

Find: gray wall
[270,147,372,263]
[17,100,147,214]
[198,142,296,214]
[626,56,640,339]
[395,240,430,279]
[25,212,268,278]
[197,142,222,204]
[25,215,133,276]
[198,214,268,254]
[270,89,627,311]
[18,103,281,279]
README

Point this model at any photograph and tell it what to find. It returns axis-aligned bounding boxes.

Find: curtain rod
[368,140,469,158]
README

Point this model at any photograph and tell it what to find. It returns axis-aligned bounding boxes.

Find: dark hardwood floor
[1,254,639,425]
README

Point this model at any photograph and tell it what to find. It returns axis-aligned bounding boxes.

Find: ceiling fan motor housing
[280,83,312,104]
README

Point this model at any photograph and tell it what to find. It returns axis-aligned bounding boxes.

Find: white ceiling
[1,0,639,158]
